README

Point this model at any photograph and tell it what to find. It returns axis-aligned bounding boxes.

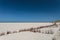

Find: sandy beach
[0,22,60,40]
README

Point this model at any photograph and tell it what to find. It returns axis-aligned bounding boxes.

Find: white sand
[0,23,53,33]
[0,32,53,40]
[0,22,60,40]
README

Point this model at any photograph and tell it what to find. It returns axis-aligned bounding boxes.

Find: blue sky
[0,0,60,22]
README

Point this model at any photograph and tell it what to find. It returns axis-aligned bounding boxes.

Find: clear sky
[0,0,60,22]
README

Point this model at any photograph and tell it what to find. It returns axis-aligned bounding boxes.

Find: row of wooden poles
[0,23,58,36]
